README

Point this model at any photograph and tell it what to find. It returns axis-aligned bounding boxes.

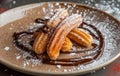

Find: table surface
[0,0,120,76]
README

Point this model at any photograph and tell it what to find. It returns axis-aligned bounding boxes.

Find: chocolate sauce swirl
[13,19,104,66]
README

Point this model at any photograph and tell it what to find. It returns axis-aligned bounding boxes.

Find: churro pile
[33,9,93,60]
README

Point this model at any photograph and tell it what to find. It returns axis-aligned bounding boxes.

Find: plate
[0,2,120,76]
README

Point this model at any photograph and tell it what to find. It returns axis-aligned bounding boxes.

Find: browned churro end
[61,37,72,52]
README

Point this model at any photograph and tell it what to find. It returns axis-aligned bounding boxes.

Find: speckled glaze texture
[0,2,120,75]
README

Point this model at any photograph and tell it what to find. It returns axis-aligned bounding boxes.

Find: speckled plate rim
[0,2,120,75]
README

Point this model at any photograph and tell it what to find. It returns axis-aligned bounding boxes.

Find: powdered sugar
[4,46,10,51]
[56,65,61,69]
[48,9,66,24]
[15,50,41,68]
[63,69,67,72]
[12,1,16,4]
[86,0,120,20]
[42,7,46,13]
[16,55,21,60]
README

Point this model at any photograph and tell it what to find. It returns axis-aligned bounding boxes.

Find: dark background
[0,0,120,76]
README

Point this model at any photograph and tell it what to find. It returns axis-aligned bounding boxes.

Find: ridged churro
[68,28,93,47]
[33,9,69,54]
[47,14,83,60]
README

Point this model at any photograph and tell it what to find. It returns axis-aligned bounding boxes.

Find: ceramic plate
[0,2,120,76]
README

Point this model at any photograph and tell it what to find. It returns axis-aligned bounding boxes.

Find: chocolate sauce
[13,19,104,66]
[35,18,48,24]
[35,18,51,33]
[13,32,39,59]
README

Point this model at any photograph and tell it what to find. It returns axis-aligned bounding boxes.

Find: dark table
[0,0,120,76]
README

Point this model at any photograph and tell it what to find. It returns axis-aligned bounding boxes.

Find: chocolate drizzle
[35,18,51,33]
[13,19,104,66]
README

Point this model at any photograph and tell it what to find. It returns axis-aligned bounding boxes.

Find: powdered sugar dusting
[42,7,46,13]
[59,14,82,27]
[16,55,21,60]
[14,50,41,68]
[12,1,16,4]
[48,9,65,24]
[95,0,120,20]
[56,65,61,69]
[64,69,67,72]
[81,0,120,20]
[4,46,10,51]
